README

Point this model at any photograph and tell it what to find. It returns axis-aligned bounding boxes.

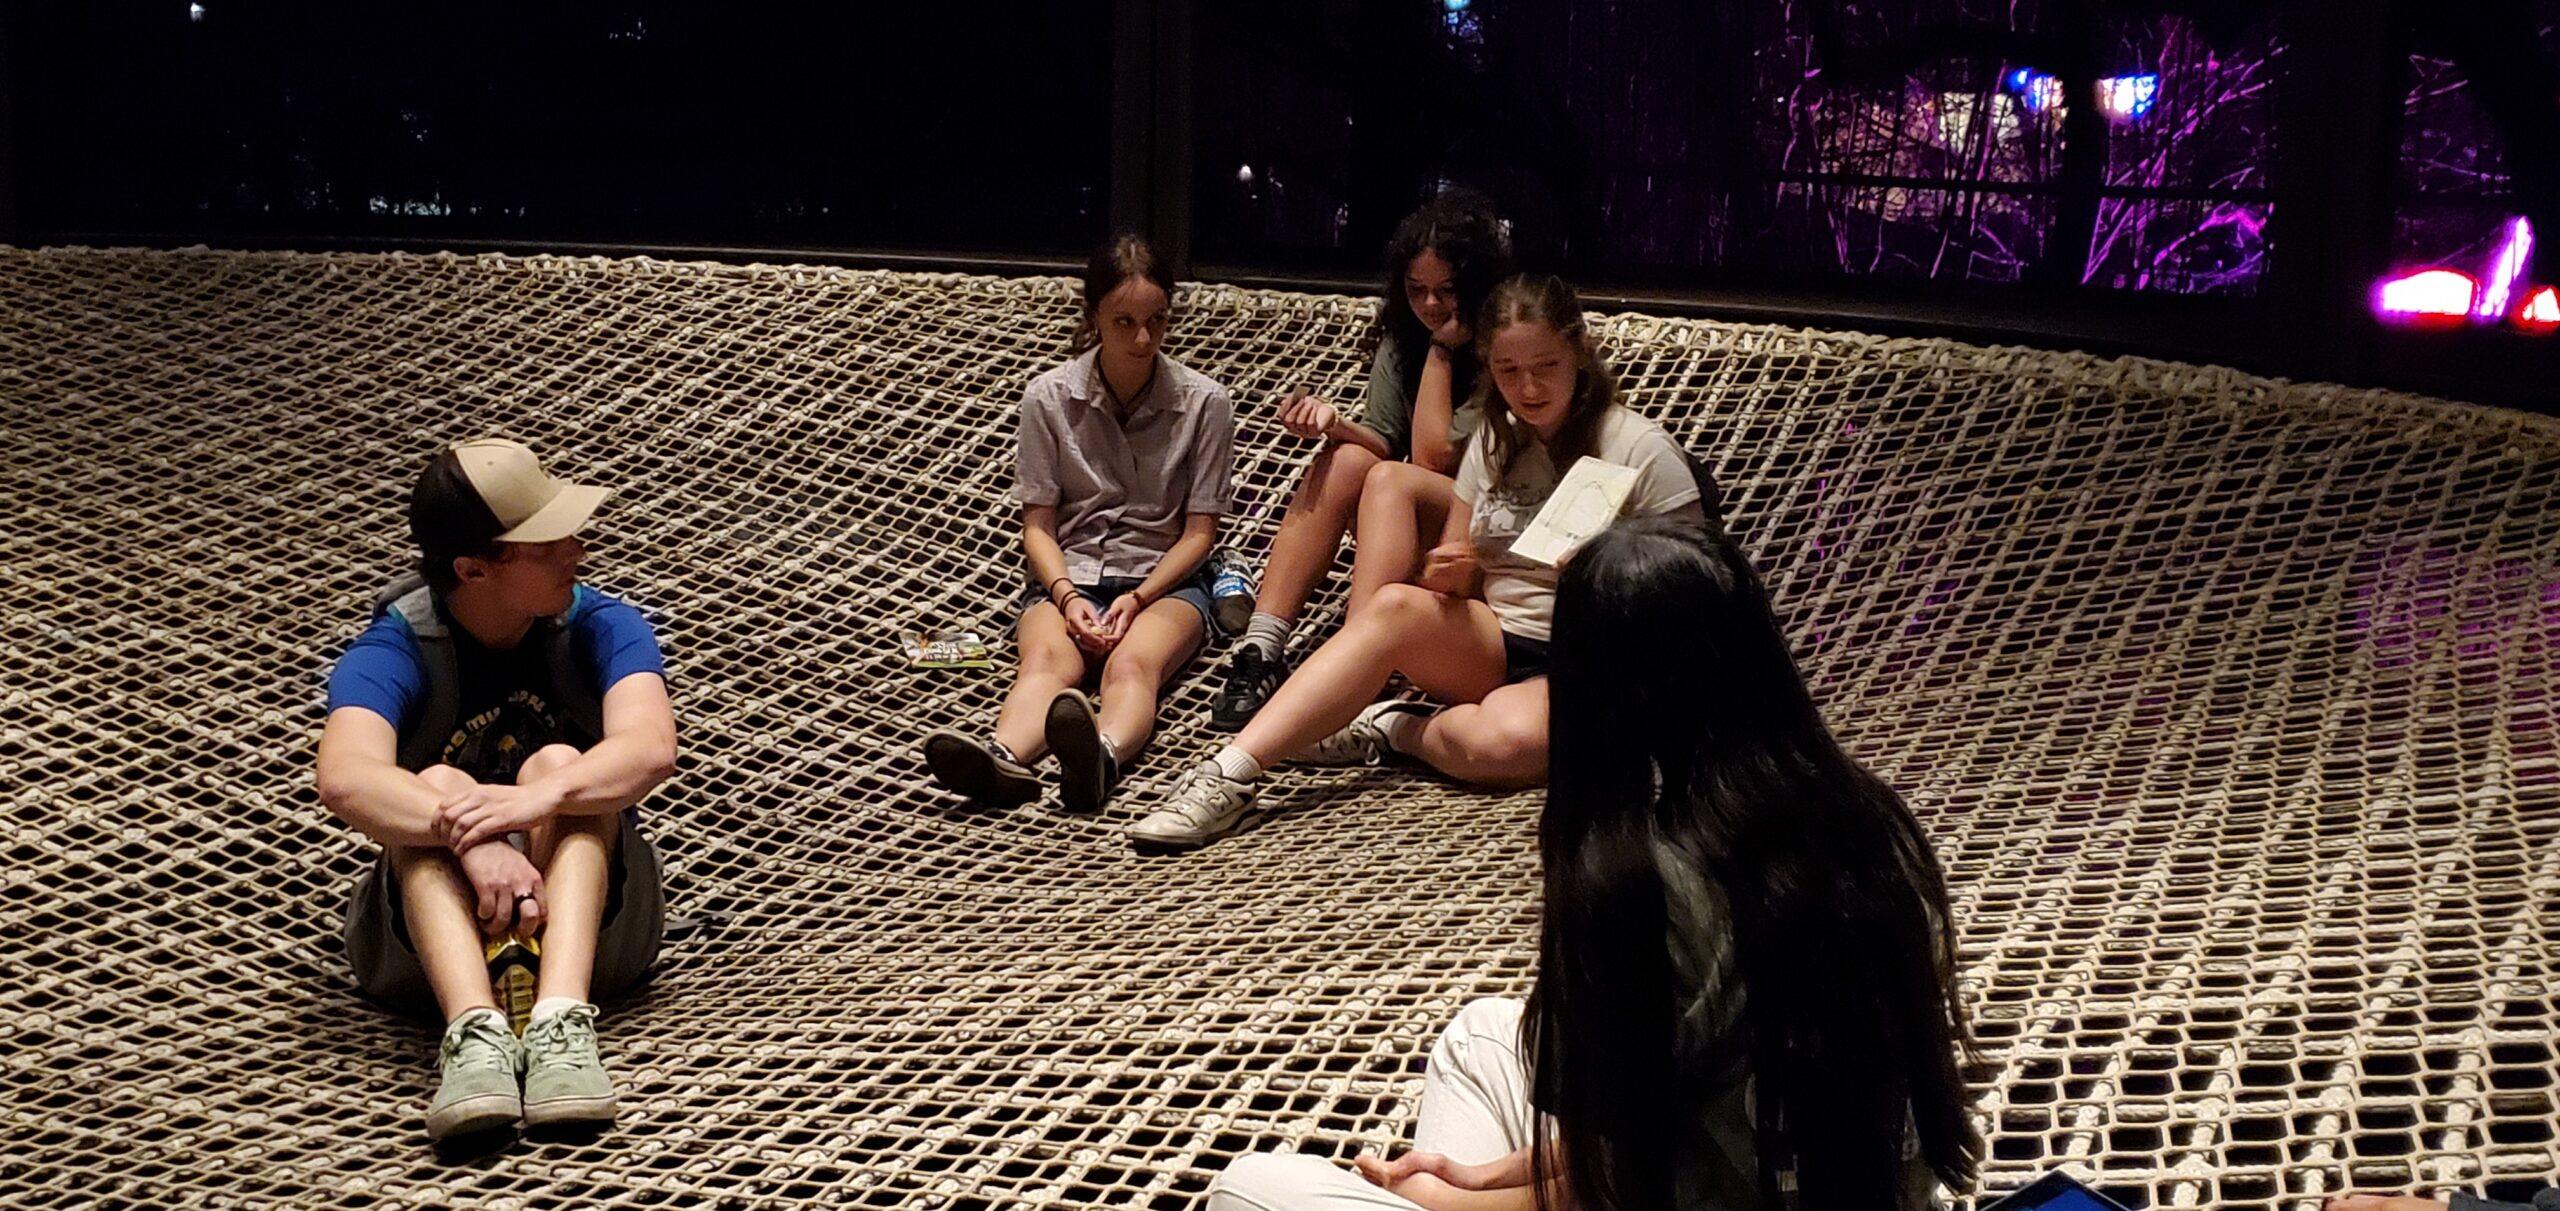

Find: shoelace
[523,1005,599,1072]
[1309,714,1384,763]
[442,1014,519,1075]
[1169,770,1244,824]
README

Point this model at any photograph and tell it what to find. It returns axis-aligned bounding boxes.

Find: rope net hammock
[2,248,2555,1208]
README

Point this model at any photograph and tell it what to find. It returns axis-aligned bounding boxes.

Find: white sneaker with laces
[1301,700,1440,766]
[1127,762,1260,851]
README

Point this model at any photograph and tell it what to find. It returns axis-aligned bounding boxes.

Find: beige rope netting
[2,247,2555,1209]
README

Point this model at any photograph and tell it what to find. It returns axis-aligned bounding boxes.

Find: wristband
[1047,576,1078,606]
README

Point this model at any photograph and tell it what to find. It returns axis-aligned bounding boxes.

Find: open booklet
[903,630,994,669]
[1510,455,1641,566]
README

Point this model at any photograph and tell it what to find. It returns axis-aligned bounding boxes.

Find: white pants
[1208,997,1538,1211]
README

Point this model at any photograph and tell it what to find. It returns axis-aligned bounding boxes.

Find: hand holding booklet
[1510,456,1640,566]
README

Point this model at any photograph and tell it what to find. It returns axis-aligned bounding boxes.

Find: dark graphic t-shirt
[326,588,666,784]
[439,628,579,784]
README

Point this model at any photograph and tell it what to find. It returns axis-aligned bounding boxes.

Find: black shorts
[342,811,665,1018]
[1501,632,1551,683]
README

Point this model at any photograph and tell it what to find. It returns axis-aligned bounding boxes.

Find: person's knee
[1100,652,1164,696]
[1206,1152,1337,1211]
[1317,445,1381,511]
[1022,640,1088,685]
[516,744,583,784]
[1362,457,1414,499]
[1454,712,1547,774]
[1366,583,1438,628]
[417,764,475,795]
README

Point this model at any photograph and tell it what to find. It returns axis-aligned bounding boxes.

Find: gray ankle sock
[1241,613,1295,660]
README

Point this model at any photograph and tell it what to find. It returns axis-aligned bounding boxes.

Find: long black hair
[1529,517,1981,1211]
[1377,187,1512,394]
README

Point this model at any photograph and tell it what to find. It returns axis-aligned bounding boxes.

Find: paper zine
[1510,456,1640,566]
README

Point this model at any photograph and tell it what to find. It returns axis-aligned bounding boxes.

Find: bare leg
[1095,599,1207,756]
[1407,679,1549,788]
[995,603,1095,762]
[1254,443,1382,624]
[518,744,612,1004]
[1230,584,1509,767]
[1346,461,1458,619]
[400,764,501,1021]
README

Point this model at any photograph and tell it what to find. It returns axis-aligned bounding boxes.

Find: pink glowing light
[2375,269,2478,322]
[2477,216,2535,320]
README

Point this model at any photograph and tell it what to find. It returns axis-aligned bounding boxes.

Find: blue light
[2102,73,2160,119]
[2002,68,2160,120]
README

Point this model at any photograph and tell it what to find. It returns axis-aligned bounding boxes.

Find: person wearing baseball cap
[316,438,678,1142]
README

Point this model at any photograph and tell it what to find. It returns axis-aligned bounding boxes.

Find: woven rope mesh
[3,247,2556,1208]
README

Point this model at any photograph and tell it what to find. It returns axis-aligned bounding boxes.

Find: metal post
[2261,2,2402,385]
[1150,0,1192,276]
[0,3,20,246]
[1109,0,1157,244]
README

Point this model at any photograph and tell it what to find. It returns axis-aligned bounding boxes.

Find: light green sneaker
[521,1002,618,1127]
[426,1009,523,1141]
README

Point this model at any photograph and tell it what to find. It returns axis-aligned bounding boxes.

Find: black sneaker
[1045,689,1121,813]
[1209,645,1286,732]
[922,732,1042,806]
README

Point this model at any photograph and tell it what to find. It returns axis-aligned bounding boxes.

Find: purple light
[2476,216,2534,321]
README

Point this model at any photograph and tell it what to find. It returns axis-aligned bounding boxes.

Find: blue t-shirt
[326,588,666,783]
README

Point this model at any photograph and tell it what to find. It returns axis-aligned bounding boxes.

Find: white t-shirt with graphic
[1454,407,1704,643]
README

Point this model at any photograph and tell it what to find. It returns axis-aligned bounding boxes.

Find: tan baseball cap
[410,438,611,556]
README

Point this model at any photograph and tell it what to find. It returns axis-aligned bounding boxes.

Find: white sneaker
[1127,762,1259,851]
[1301,700,1441,766]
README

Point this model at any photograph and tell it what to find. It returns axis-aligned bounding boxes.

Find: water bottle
[484,934,541,1036]
[1208,549,1257,635]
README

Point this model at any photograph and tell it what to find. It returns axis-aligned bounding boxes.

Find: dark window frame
[0,0,2548,410]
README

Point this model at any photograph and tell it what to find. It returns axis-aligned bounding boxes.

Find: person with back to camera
[1131,274,1712,851]
[1204,516,1983,1210]
[1210,188,1513,730]
[317,438,677,1141]
[919,234,1236,815]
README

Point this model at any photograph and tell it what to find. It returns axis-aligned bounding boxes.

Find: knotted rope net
[2,248,2554,1209]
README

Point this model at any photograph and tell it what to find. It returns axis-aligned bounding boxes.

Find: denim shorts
[1016,568,1219,637]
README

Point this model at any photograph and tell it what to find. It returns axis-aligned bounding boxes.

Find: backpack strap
[544,586,607,747]
[375,575,463,773]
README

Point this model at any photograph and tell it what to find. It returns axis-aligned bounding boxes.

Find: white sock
[1376,705,1435,756]
[449,1006,507,1033]
[1241,613,1295,659]
[990,738,1021,765]
[530,997,586,1025]
[1211,745,1264,783]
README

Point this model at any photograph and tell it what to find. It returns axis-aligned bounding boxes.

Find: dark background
[2,1,2553,410]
